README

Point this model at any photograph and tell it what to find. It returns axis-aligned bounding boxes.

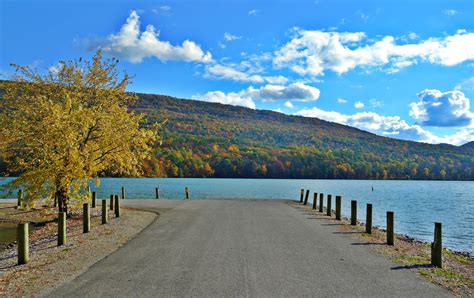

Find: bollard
[101,200,108,224]
[114,195,120,218]
[351,200,357,225]
[17,223,29,265]
[312,193,317,210]
[335,196,342,220]
[83,203,90,233]
[17,189,23,208]
[326,195,332,216]
[92,191,96,208]
[366,204,372,234]
[121,187,126,200]
[109,194,114,210]
[155,187,160,199]
[431,222,442,268]
[185,187,190,199]
[300,189,304,203]
[319,193,324,213]
[303,189,309,205]
[58,212,66,246]
[387,211,394,245]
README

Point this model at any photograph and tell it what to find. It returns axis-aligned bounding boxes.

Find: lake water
[1,178,473,254]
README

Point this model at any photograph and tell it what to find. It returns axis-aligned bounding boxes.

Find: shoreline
[1,197,472,257]
[289,201,473,297]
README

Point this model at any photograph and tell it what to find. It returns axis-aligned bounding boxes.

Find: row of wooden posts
[16,190,124,265]
[154,186,190,199]
[16,185,192,265]
[299,189,443,268]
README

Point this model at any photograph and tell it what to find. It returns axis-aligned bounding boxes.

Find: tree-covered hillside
[132,93,474,180]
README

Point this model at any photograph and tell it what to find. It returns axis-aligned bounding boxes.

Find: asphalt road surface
[50,199,450,297]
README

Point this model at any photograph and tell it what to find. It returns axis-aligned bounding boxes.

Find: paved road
[51,199,449,297]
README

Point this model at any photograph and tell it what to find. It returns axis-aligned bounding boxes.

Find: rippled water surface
[2,178,473,253]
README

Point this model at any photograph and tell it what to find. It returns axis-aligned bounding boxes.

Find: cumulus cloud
[205,63,288,84]
[409,89,473,127]
[193,91,256,109]
[273,29,474,76]
[193,82,319,108]
[337,98,348,103]
[98,10,212,63]
[354,101,365,109]
[224,32,242,41]
[295,107,474,145]
[247,83,320,101]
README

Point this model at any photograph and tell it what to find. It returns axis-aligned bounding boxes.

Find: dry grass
[289,201,473,297]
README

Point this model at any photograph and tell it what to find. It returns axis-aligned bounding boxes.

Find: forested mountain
[131,93,474,180]
[1,86,473,180]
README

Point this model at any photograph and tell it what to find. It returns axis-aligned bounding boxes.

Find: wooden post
[101,200,108,224]
[155,187,160,199]
[300,189,304,203]
[431,222,442,268]
[17,223,29,265]
[335,196,341,220]
[387,211,394,245]
[319,193,324,213]
[114,195,120,218]
[83,203,90,233]
[91,191,96,208]
[312,193,317,210]
[351,200,357,225]
[109,194,114,210]
[121,187,125,200]
[366,204,372,234]
[303,189,309,205]
[326,195,332,216]
[17,189,23,208]
[185,187,190,199]
[58,212,66,246]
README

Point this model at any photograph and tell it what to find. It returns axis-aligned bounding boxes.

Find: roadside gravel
[0,207,157,297]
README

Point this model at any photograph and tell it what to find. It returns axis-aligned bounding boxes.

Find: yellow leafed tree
[0,51,157,213]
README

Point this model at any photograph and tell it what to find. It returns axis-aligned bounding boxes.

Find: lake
[1,178,473,254]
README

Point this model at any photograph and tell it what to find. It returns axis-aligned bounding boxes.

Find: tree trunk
[56,186,69,216]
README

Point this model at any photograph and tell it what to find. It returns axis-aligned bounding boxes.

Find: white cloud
[193,82,319,108]
[247,82,320,101]
[337,98,348,104]
[273,29,474,76]
[100,10,212,63]
[224,32,242,41]
[455,77,474,91]
[443,9,458,16]
[193,91,255,109]
[152,5,171,14]
[205,63,288,84]
[248,9,258,16]
[354,101,365,109]
[369,98,383,108]
[409,89,473,127]
[294,107,474,145]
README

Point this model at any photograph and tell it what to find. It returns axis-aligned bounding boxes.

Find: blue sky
[1,0,473,145]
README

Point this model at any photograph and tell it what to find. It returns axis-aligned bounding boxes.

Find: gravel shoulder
[0,205,157,297]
